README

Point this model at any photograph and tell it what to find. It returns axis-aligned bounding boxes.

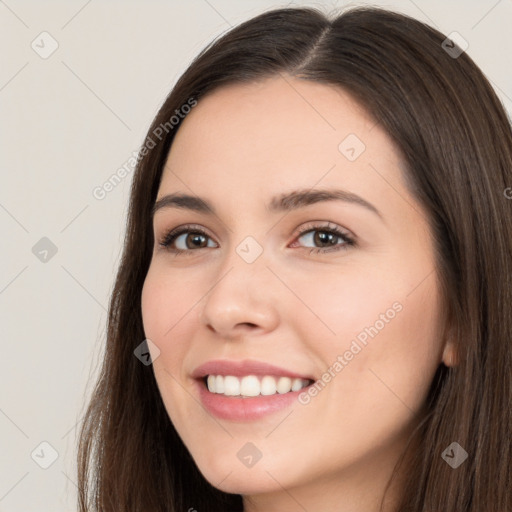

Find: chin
[193,450,296,495]
[204,469,284,495]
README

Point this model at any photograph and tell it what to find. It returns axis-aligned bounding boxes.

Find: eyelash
[158,222,355,256]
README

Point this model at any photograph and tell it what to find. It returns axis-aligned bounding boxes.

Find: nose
[199,249,280,341]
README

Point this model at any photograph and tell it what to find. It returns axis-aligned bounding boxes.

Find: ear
[441,321,458,367]
[442,343,458,367]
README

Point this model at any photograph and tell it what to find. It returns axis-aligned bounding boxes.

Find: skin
[141,75,457,512]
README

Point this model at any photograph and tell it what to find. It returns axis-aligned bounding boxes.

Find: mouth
[195,374,316,421]
[191,359,317,419]
[200,374,315,398]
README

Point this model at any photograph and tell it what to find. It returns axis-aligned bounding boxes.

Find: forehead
[159,75,407,215]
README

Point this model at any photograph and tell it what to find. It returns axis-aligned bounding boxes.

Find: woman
[77,6,512,511]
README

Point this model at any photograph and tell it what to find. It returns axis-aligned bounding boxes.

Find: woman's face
[141,76,454,506]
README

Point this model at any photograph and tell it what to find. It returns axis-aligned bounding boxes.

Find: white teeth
[260,375,277,395]
[207,375,216,392]
[291,377,304,392]
[205,374,310,397]
[276,376,292,394]
[215,375,224,394]
[223,375,240,396]
[240,375,260,397]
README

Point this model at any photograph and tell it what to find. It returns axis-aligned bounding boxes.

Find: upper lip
[192,359,315,381]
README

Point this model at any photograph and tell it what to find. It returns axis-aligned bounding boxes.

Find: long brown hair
[77,6,512,511]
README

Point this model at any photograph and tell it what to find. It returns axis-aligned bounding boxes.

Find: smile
[206,374,313,397]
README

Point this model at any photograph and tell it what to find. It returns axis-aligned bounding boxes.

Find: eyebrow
[152,188,383,220]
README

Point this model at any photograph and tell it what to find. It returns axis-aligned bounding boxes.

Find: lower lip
[195,378,310,421]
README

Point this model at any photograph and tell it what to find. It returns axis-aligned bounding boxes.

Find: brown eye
[159,226,217,254]
[291,222,355,254]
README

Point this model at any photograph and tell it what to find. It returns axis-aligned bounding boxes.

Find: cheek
[293,265,443,408]
[140,265,203,430]
[338,282,442,416]
[140,264,199,375]
[288,265,406,351]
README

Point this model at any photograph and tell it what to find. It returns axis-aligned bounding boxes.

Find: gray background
[1,0,511,510]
